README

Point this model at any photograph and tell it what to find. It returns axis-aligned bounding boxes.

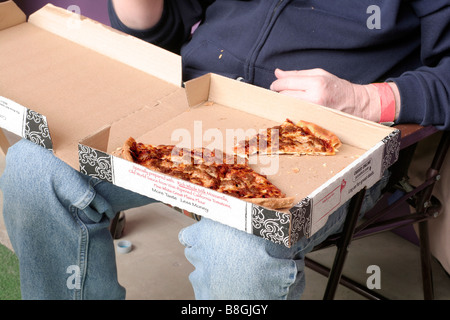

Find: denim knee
[0,140,125,299]
[0,139,97,212]
[179,218,304,300]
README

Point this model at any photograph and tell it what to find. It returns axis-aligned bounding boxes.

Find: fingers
[270,68,322,103]
[270,68,359,111]
[271,68,332,92]
[274,68,330,79]
[270,76,308,92]
[276,89,323,106]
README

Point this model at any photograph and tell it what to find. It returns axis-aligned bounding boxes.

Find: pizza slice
[119,137,294,209]
[233,119,342,157]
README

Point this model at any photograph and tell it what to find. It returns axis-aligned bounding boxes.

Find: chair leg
[414,131,450,300]
[323,188,366,300]
[418,220,434,300]
[110,211,126,239]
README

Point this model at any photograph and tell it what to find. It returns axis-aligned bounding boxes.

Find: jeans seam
[67,178,95,299]
[71,207,89,300]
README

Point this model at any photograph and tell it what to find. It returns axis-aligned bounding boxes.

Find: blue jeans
[0,139,388,299]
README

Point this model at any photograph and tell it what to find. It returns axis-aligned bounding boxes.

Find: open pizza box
[0,2,400,247]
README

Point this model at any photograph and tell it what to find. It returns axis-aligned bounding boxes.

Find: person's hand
[270,68,384,122]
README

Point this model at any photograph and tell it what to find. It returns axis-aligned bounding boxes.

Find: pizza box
[79,70,400,247]
[0,2,400,247]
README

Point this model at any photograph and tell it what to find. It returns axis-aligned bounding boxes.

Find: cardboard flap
[28,4,182,87]
[0,1,26,31]
[184,74,211,107]
[80,125,111,153]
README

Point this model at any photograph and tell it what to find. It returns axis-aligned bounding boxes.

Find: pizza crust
[121,137,136,162]
[296,120,342,152]
[244,196,295,209]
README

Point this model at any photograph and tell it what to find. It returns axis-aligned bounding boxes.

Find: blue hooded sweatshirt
[109,0,450,130]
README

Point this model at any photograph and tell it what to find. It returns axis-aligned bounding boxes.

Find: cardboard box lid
[0,2,184,169]
[27,3,182,87]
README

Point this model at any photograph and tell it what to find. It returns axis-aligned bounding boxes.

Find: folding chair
[305,124,450,300]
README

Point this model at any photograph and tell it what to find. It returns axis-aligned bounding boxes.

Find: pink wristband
[372,83,396,123]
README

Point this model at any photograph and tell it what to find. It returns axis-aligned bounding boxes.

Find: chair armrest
[394,124,439,150]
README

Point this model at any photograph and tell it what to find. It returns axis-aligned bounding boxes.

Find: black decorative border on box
[251,206,291,247]
[381,129,401,173]
[23,109,53,150]
[251,197,312,247]
[289,197,312,243]
[78,144,113,183]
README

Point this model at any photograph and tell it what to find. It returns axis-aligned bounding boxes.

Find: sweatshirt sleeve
[107,0,212,54]
[389,1,450,130]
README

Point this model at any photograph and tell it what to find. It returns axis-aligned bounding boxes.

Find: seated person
[1,0,449,299]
